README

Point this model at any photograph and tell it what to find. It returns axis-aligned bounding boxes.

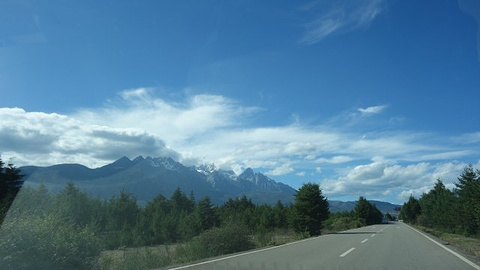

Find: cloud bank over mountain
[1,89,478,203]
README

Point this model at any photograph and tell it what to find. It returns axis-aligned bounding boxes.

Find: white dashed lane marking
[339,248,355,257]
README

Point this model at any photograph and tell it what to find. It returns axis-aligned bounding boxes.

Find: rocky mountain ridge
[21,156,297,205]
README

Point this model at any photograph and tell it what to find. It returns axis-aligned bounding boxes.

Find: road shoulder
[404,223,480,268]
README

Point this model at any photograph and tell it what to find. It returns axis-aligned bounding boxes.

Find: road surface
[168,222,480,270]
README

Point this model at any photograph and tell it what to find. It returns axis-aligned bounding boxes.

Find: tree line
[399,165,480,237]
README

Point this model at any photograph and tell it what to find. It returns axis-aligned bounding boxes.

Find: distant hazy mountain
[329,200,401,214]
[21,156,296,205]
[20,156,401,210]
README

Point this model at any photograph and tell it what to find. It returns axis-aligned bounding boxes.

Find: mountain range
[20,156,401,212]
[20,156,296,205]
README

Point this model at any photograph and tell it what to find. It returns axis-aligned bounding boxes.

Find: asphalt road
[168,222,480,270]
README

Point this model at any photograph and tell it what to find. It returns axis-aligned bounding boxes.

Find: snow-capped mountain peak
[195,163,218,175]
[239,168,255,181]
[145,156,182,171]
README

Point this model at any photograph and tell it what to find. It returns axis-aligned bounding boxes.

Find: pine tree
[400,195,421,223]
[289,183,329,236]
[353,196,382,225]
[196,196,218,231]
[455,165,480,235]
[273,200,288,229]
[418,179,457,231]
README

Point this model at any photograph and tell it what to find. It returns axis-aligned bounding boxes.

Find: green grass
[96,229,299,269]
[96,245,175,270]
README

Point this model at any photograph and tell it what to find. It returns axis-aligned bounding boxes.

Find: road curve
[168,222,480,270]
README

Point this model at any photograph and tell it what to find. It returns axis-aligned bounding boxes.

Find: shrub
[0,214,103,269]
[185,223,255,260]
[325,216,365,232]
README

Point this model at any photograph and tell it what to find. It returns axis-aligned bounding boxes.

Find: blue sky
[1,0,480,204]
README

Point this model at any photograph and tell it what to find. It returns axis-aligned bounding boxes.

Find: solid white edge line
[405,223,480,270]
[361,239,368,244]
[168,235,324,269]
[339,247,355,257]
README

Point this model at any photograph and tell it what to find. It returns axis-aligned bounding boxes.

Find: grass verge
[96,229,299,269]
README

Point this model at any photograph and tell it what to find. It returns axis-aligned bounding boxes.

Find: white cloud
[316,155,354,164]
[457,132,480,144]
[321,160,470,203]
[120,87,152,101]
[2,89,479,202]
[284,142,317,155]
[300,0,385,44]
[301,18,343,44]
[75,90,260,146]
[0,107,178,167]
[418,150,473,160]
[266,163,294,176]
[358,105,388,115]
[296,171,306,177]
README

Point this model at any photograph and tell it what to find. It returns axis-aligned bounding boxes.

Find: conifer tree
[289,183,329,236]
[455,165,480,235]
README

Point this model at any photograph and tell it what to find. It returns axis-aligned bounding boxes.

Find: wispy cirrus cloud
[358,105,388,115]
[299,0,385,44]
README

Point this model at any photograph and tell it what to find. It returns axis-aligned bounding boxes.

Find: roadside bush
[185,223,254,260]
[0,214,103,269]
[254,228,274,247]
[97,247,172,270]
[325,216,365,232]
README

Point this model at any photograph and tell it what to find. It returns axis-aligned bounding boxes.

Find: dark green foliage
[104,190,140,248]
[0,180,310,268]
[185,223,255,260]
[289,183,329,236]
[0,158,24,224]
[218,195,256,229]
[138,194,170,245]
[273,200,288,229]
[196,196,218,231]
[401,165,480,237]
[0,214,103,269]
[0,186,103,269]
[399,195,421,223]
[324,211,366,232]
[454,166,480,236]
[354,196,383,225]
[385,213,395,221]
[417,179,457,231]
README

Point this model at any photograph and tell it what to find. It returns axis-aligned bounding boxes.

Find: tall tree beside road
[289,183,329,236]
[354,196,383,225]
[417,179,457,231]
[400,195,421,223]
[455,165,480,236]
